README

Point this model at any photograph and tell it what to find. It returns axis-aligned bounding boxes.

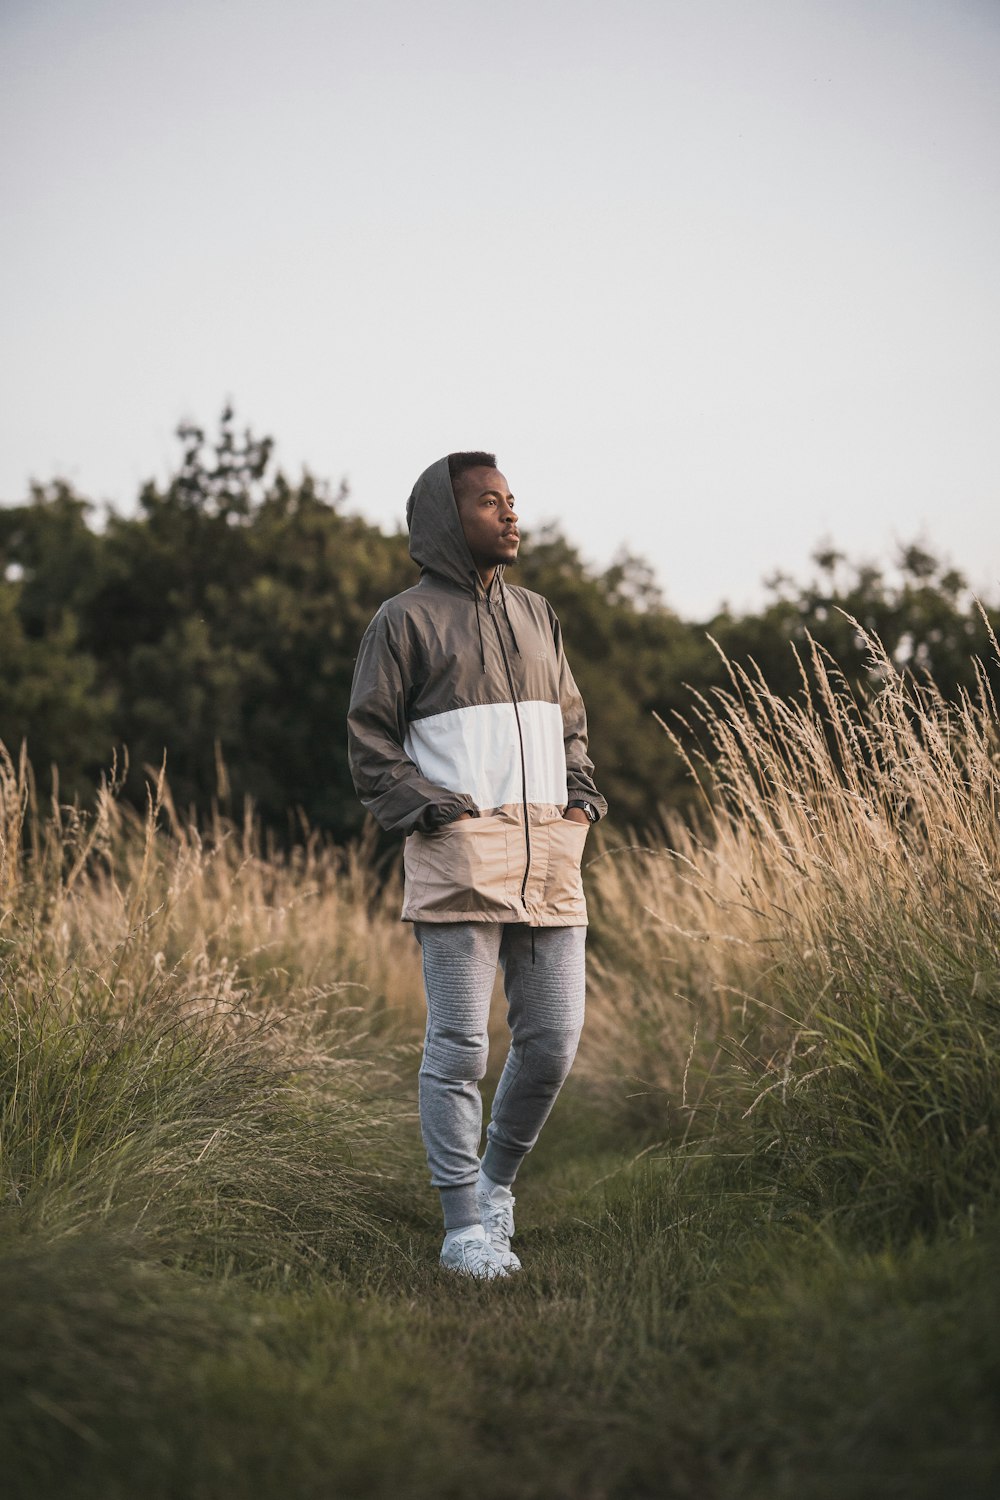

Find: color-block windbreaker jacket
[347,457,607,926]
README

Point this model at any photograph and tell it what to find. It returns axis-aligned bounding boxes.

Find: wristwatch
[568,800,599,824]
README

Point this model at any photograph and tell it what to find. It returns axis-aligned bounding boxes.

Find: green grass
[4,1088,999,1500]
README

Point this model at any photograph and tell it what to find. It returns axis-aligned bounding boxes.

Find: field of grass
[2,630,1000,1499]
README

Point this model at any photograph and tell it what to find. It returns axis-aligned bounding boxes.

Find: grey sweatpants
[415,922,587,1230]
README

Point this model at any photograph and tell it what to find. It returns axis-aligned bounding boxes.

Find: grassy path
[5,1072,999,1500]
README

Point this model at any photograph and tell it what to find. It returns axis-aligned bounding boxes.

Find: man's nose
[501,498,517,521]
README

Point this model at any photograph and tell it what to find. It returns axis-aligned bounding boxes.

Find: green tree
[708,542,999,705]
[0,485,116,796]
[82,407,411,836]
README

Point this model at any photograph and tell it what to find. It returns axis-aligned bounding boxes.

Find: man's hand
[562,806,590,825]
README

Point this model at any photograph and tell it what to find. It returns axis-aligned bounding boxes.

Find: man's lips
[502,530,520,543]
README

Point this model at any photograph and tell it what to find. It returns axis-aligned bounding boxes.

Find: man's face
[453,466,520,572]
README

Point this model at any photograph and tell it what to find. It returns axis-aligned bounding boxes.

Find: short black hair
[447,451,497,492]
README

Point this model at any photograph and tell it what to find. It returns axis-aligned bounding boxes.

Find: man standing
[347,452,606,1278]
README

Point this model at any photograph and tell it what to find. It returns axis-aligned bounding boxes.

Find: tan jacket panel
[401,806,589,925]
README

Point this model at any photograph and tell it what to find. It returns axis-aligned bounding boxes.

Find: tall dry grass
[0,746,422,1026]
[0,745,426,1280]
[581,623,1000,1234]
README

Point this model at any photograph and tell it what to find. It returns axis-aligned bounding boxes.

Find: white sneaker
[476,1176,522,1272]
[439,1223,509,1279]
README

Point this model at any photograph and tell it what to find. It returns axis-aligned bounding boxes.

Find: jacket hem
[400,910,588,928]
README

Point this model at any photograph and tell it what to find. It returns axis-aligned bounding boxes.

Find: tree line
[2,407,996,841]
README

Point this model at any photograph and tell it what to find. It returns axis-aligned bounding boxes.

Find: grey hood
[406,457,499,594]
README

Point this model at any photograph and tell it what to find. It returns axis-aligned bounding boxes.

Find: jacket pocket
[404,816,517,917]
[538,816,589,917]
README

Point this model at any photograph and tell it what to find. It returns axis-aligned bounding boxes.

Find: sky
[2,0,998,619]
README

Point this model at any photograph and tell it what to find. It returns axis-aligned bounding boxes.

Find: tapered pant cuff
[480,1140,522,1189]
[438,1183,480,1230]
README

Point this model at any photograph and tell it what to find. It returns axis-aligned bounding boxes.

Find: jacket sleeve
[347,607,479,835]
[549,604,608,821]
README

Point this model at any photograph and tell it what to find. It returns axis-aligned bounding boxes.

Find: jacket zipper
[485,591,531,911]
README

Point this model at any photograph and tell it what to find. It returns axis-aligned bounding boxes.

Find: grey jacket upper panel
[346,457,607,842]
